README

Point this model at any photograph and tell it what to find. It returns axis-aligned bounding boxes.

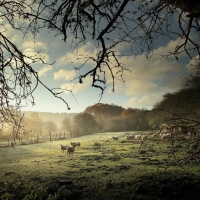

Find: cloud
[124,79,158,95]
[121,55,182,82]
[60,76,92,94]
[105,38,185,97]
[22,40,47,51]
[54,69,76,80]
[160,76,182,92]
[60,82,90,94]
[123,93,163,109]
[23,48,49,63]
[38,65,52,77]
[186,55,200,73]
[57,42,98,65]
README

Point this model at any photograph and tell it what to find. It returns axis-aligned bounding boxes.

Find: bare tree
[61,117,72,138]
[0,0,70,137]
[44,120,57,141]
[1,0,200,139]
[24,0,199,91]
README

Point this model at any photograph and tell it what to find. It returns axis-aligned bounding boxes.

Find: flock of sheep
[126,134,144,140]
[60,142,81,156]
[112,134,144,141]
[152,132,189,140]
[112,131,195,142]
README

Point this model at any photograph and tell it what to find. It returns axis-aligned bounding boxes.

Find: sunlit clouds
[105,38,185,109]
[38,65,52,77]
[124,80,158,95]
[54,69,76,80]
[123,93,163,109]
[186,55,200,73]
[58,75,91,94]
[22,40,47,51]
[57,42,98,65]
[60,82,90,94]
[16,31,191,112]
[52,38,188,111]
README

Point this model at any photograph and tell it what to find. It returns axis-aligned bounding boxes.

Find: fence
[0,132,70,147]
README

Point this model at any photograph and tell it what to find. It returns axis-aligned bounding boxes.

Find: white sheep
[112,136,118,141]
[152,133,159,138]
[60,145,68,152]
[126,134,135,140]
[67,146,75,156]
[159,133,164,138]
[161,133,171,140]
[134,134,142,140]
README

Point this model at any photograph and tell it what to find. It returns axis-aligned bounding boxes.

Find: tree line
[66,85,200,136]
[1,87,200,141]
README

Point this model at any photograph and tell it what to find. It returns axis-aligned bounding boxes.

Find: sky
[18,35,191,114]
[2,3,197,114]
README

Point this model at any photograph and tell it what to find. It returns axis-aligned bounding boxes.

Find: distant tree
[149,88,200,128]
[73,112,97,137]
[61,117,72,138]
[107,108,151,131]
[44,120,57,141]
[85,103,124,119]
[25,112,44,136]
[183,61,200,94]
[8,109,26,142]
[121,108,139,118]
[106,117,125,132]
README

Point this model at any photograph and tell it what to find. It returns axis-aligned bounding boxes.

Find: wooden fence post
[37,134,39,143]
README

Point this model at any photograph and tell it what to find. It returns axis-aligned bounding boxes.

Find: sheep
[76,142,81,147]
[152,133,159,138]
[11,141,15,148]
[159,133,165,138]
[134,134,142,140]
[70,142,81,148]
[126,134,135,140]
[161,133,171,140]
[60,145,68,152]
[67,146,75,156]
[112,136,118,141]
[70,142,77,147]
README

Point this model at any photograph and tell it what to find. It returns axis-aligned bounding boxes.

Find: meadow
[0,131,200,200]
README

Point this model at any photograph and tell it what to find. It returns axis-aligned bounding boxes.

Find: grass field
[0,131,200,200]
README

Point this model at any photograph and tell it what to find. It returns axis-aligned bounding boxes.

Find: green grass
[0,131,200,200]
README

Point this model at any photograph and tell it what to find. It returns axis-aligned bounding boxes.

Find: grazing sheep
[134,134,142,140]
[141,135,146,140]
[70,142,77,147]
[76,142,81,147]
[60,145,68,152]
[11,141,15,148]
[126,134,135,140]
[159,133,165,138]
[112,136,118,141]
[67,146,75,156]
[161,133,171,140]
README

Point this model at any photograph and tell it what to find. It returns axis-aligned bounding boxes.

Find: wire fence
[0,132,70,147]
